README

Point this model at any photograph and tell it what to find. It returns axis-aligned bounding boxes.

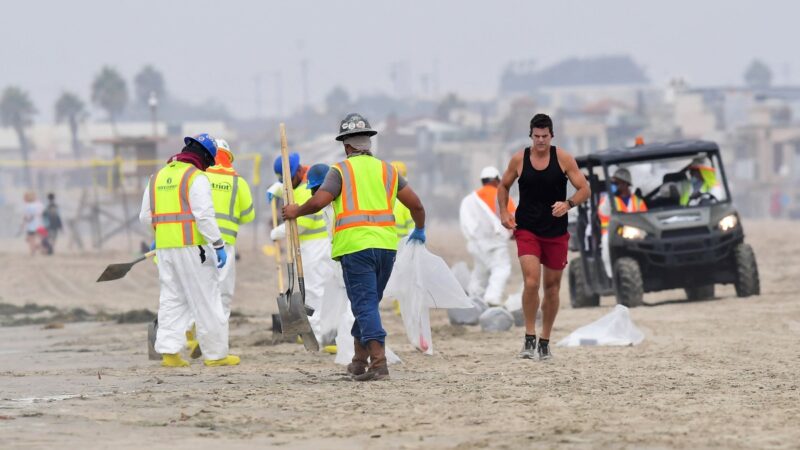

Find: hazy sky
[1,0,797,121]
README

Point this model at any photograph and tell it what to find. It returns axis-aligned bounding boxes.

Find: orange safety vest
[598,194,648,235]
[475,184,516,215]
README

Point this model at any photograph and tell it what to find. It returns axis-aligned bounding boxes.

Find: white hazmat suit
[459,190,512,306]
[139,175,229,360]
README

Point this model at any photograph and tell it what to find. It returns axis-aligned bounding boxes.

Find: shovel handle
[279,123,306,282]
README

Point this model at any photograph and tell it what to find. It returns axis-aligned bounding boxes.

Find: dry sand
[1,220,799,449]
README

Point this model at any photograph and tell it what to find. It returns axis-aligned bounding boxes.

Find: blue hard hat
[307,163,330,190]
[184,133,217,158]
[274,153,301,178]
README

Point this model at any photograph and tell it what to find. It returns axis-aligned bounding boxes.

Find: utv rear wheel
[685,284,715,301]
[734,243,760,297]
[614,257,643,307]
[569,258,600,308]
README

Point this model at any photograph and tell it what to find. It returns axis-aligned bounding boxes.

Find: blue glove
[149,241,156,251]
[408,227,426,244]
[215,246,227,268]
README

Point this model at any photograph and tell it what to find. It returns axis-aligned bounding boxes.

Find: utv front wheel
[734,243,760,297]
[569,258,600,308]
[614,257,644,307]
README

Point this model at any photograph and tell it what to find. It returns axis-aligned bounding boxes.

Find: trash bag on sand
[384,241,473,355]
[556,305,645,347]
[448,296,488,326]
[334,309,402,366]
[479,307,514,332]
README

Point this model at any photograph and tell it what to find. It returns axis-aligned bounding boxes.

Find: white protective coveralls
[459,191,512,306]
[139,175,229,360]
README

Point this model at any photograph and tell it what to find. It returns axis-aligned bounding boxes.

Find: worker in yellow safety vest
[283,113,426,381]
[138,133,239,368]
[680,157,723,206]
[390,161,414,239]
[270,152,335,344]
[597,168,648,278]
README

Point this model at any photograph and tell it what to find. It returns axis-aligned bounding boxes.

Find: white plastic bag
[384,241,473,354]
[450,261,470,293]
[447,297,488,326]
[479,307,514,332]
[556,305,645,347]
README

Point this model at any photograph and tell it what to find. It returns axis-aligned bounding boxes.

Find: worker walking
[270,153,335,342]
[283,113,426,381]
[597,168,647,277]
[139,133,239,368]
[391,161,414,239]
[497,114,590,361]
[459,166,516,306]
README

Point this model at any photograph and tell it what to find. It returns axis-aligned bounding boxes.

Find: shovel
[275,123,319,352]
[96,250,155,282]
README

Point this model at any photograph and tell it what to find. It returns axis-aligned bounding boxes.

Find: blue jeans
[340,248,396,346]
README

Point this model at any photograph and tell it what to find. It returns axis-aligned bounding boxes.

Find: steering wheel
[688,192,718,206]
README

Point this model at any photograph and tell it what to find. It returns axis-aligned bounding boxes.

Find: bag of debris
[448,296,488,326]
[384,240,473,354]
[479,307,514,332]
[334,308,402,365]
[556,305,645,347]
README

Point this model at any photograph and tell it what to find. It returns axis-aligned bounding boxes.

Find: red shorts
[513,229,569,270]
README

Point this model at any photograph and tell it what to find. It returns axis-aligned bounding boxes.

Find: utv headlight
[718,214,738,232]
[618,225,647,240]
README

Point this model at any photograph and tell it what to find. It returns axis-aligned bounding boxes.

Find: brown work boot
[353,340,389,382]
[347,338,368,376]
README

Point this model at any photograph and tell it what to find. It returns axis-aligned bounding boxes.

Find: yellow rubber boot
[204,355,241,367]
[185,324,202,359]
[162,353,190,367]
[323,345,338,354]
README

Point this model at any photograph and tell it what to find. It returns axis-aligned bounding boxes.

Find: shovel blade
[276,291,319,352]
[147,318,160,360]
[96,262,135,282]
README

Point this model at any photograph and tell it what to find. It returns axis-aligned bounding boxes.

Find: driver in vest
[283,113,426,381]
[680,156,723,206]
[139,133,239,368]
[270,152,336,345]
[597,168,647,278]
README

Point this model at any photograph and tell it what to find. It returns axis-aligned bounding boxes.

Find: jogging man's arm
[553,149,590,218]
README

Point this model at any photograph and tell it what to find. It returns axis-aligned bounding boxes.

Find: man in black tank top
[497,114,590,360]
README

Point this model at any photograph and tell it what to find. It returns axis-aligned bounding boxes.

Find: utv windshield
[603,152,729,213]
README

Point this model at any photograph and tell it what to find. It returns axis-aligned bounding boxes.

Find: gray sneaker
[538,340,552,361]
[518,338,537,359]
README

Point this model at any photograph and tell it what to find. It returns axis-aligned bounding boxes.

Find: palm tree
[91,66,128,136]
[134,65,166,107]
[0,86,37,188]
[55,92,87,159]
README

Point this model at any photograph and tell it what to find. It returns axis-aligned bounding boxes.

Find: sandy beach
[1,220,798,449]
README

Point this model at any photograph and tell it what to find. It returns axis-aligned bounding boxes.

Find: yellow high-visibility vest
[330,155,398,259]
[293,182,328,242]
[206,165,255,245]
[149,161,206,248]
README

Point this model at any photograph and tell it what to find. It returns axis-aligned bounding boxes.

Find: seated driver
[680,157,724,206]
[597,168,647,277]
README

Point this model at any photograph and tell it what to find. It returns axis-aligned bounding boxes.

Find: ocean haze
[0,0,796,120]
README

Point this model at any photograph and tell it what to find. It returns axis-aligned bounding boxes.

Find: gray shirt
[320,163,408,198]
